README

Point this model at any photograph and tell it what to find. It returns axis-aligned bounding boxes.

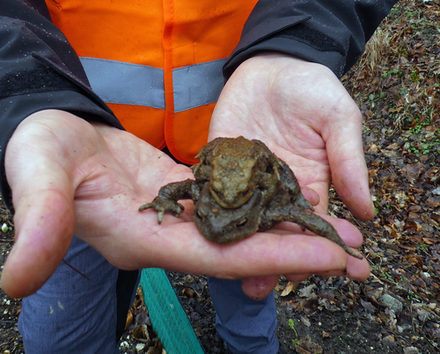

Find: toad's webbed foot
[139,197,184,224]
[139,179,197,223]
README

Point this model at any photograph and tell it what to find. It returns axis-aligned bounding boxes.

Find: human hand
[1,110,359,298]
[210,54,375,298]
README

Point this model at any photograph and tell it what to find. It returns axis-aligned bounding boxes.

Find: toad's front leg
[139,179,198,223]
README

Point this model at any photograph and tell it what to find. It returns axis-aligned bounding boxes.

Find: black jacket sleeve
[0,0,123,206]
[224,0,398,79]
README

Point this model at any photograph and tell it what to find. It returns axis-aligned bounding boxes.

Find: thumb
[325,107,375,221]
[2,188,74,298]
[1,116,76,298]
[241,275,278,300]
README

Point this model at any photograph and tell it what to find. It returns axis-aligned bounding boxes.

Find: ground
[1,0,439,353]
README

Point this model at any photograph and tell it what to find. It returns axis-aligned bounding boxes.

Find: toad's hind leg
[288,208,363,259]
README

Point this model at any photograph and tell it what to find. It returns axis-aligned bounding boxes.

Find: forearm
[225,0,398,79]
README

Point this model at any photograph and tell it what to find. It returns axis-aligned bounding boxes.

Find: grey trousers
[19,237,278,353]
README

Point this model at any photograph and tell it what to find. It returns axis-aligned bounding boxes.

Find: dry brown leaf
[280,281,298,297]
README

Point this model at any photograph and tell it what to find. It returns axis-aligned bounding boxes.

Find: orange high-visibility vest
[45,0,258,164]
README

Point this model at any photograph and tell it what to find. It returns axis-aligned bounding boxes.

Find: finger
[346,254,371,280]
[293,255,370,280]
[301,186,320,207]
[126,208,370,282]
[286,273,311,282]
[330,216,363,248]
[131,222,351,279]
[285,256,371,281]
[325,106,375,220]
[241,275,278,300]
[285,252,370,281]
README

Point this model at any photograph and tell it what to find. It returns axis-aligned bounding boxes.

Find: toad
[139,136,362,259]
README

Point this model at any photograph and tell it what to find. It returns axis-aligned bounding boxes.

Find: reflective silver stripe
[79,57,226,112]
[79,57,165,109]
[173,58,226,113]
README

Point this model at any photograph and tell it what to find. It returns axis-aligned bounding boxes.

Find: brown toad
[139,136,362,259]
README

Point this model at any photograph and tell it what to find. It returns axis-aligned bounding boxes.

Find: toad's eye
[236,217,248,227]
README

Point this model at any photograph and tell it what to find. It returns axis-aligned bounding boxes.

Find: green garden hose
[140,268,204,354]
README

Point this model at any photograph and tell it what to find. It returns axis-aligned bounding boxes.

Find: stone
[403,346,419,354]
[380,294,403,313]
